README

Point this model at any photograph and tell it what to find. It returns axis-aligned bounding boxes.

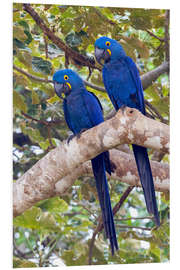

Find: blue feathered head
[94,36,126,64]
[53,69,84,99]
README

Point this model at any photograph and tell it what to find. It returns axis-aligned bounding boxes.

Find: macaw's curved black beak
[95,47,110,65]
[53,82,70,99]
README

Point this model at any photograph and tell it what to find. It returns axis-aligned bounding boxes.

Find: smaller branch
[23,4,99,70]
[21,111,64,126]
[141,61,169,90]
[74,200,97,219]
[117,225,152,231]
[98,186,135,233]
[13,65,52,83]
[86,67,92,81]
[92,7,117,26]
[115,216,153,221]
[146,30,165,42]
[43,34,48,59]
[22,111,48,125]
[13,8,19,12]
[65,53,70,69]
[164,10,170,62]
[145,100,168,124]
[88,186,134,264]
[47,126,54,149]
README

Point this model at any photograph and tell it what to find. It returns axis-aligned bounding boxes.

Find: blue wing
[82,91,104,126]
[63,99,76,133]
[103,57,145,114]
[124,56,145,115]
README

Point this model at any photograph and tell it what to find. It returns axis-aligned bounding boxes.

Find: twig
[164,10,170,62]
[86,67,92,81]
[23,4,99,70]
[21,111,64,126]
[92,7,117,26]
[88,186,134,264]
[116,225,152,231]
[13,64,52,83]
[47,126,54,149]
[115,216,153,221]
[146,30,165,42]
[145,100,168,124]
[44,34,48,59]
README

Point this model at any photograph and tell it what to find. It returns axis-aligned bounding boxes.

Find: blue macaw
[94,36,160,226]
[53,69,118,255]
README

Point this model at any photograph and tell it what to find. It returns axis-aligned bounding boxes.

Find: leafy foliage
[13,3,169,267]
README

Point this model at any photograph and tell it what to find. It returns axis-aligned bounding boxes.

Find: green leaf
[31,91,40,104]
[49,5,60,15]
[13,25,27,42]
[47,94,59,104]
[32,56,52,75]
[13,257,37,268]
[39,139,50,150]
[14,73,29,88]
[65,32,82,48]
[18,20,30,31]
[122,36,149,58]
[37,197,69,213]
[16,49,32,67]
[23,127,44,143]
[14,206,59,231]
[13,38,28,50]
[13,90,27,113]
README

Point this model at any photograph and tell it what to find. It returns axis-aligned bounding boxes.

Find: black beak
[95,47,110,65]
[53,82,70,99]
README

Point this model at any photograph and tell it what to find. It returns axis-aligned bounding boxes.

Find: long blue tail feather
[91,154,118,255]
[132,145,160,226]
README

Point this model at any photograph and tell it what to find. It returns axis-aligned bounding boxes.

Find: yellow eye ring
[64,75,69,80]
[106,41,111,46]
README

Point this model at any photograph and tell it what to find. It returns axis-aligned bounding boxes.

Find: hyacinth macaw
[94,36,160,226]
[53,69,118,254]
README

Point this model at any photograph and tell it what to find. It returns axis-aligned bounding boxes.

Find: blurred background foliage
[13,3,169,267]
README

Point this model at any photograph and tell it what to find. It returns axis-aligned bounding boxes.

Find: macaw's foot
[67,128,88,144]
[67,134,76,144]
[76,128,88,139]
[120,104,127,113]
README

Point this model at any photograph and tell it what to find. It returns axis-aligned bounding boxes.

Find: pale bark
[54,149,169,195]
[13,108,169,217]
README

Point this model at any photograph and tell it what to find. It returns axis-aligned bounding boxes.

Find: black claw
[76,128,88,139]
[67,128,88,144]
[67,134,75,144]
[120,104,127,113]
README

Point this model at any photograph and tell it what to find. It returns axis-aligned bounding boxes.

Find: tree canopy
[13,3,169,267]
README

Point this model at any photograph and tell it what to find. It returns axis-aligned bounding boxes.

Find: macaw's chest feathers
[64,93,91,134]
[63,90,104,135]
[103,57,140,110]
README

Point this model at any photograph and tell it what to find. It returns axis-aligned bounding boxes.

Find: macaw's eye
[106,41,111,46]
[64,75,69,80]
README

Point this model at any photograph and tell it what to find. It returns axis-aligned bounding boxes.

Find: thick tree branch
[23,4,98,70]
[54,149,169,196]
[13,108,169,217]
